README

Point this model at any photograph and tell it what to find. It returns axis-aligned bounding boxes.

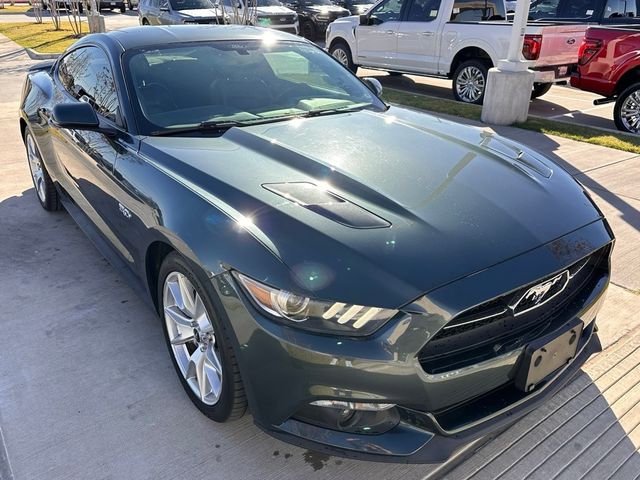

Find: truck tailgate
[534,24,587,67]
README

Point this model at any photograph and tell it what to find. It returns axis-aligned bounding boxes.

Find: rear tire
[329,41,358,74]
[158,252,247,422]
[531,82,552,100]
[24,130,61,212]
[119,2,125,12]
[452,59,490,105]
[614,82,640,134]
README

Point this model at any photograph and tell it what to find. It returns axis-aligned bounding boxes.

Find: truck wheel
[301,20,316,40]
[614,82,640,134]
[531,83,552,100]
[330,41,358,74]
[453,59,490,105]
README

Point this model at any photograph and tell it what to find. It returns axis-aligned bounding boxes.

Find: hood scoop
[263,182,390,229]
[480,134,553,179]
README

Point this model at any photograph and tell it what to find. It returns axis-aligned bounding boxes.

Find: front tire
[330,41,358,74]
[452,59,490,105]
[614,82,640,134]
[24,130,61,212]
[158,252,247,422]
[119,2,125,12]
[531,82,552,100]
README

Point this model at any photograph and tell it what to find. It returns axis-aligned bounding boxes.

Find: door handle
[420,31,435,36]
[385,30,396,35]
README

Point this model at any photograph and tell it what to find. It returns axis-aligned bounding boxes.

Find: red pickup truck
[571,26,640,133]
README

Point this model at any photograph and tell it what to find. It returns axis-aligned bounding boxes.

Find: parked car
[529,0,640,23]
[284,0,350,39]
[571,25,640,133]
[139,0,226,24]
[96,0,127,11]
[331,0,375,15]
[42,0,84,12]
[19,25,613,464]
[327,0,587,104]
[217,0,299,34]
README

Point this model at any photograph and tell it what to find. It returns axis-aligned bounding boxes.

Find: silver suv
[139,0,226,24]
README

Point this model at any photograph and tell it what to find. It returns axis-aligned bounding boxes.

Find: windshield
[256,0,282,5]
[303,0,333,6]
[126,39,385,135]
[170,0,215,10]
[528,0,602,20]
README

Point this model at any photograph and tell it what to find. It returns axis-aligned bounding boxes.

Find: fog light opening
[293,400,400,435]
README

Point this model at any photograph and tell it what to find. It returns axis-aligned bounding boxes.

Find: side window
[406,0,441,22]
[57,47,120,123]
[604,0,638,18]
[370,0,403,22]
[450,0,505,22]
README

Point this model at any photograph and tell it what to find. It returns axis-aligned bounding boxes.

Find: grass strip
[0,5,32,14]
[382,88,640,155]
[0,21,84,53]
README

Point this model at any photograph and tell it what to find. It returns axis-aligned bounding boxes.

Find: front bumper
[212,220,613,463]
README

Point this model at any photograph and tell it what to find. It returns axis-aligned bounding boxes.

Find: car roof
[105,25,307,51]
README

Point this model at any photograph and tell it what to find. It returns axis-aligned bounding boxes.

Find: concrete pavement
[0,28,639,480]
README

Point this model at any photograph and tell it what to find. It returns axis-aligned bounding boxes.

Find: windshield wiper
[150,120,250,137]
[303,104,372,118]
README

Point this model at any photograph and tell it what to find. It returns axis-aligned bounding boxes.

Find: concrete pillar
[87,13,106,33]
[481,65,535,125]
[481,0,534,125]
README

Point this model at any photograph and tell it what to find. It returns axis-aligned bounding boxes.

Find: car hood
[178,8,221,18]
[140,107,601,307]
[256,6,295,14]
[306,5,349,14]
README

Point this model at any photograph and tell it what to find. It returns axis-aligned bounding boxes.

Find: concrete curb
[24,48,59,60]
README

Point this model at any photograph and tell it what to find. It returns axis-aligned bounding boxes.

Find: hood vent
[263,182,391,229]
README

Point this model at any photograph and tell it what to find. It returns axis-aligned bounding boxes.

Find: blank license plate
[515,319,583,392]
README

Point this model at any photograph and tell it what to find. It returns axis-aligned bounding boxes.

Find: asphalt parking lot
[0,9,620,132]
[0,11,639,480]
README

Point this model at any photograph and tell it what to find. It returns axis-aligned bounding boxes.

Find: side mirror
[52,102,116,135]
[360,14,380,25]
[362,77,382,96]
[359,13,368,25]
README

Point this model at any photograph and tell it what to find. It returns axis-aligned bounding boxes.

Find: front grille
[418,245,610,375]
[185,18,224,24]
[268,15,296,25]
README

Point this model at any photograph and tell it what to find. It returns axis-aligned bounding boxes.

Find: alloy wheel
[620,89,640,133]
[163,271,223,406]
[26,133,46,203]
[455,65,486,103]
[332,48,349,68]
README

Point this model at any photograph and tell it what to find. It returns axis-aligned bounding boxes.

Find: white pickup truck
[326,0,587,103]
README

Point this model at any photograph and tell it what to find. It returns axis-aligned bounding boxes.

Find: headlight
[235,273,398,335]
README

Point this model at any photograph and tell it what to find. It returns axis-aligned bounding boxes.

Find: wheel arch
[448,47,495,78]
[615,65,640,96]
[145,240,177,312]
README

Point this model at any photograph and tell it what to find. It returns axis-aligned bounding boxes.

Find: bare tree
[66,0,84,36]
[33,0,44,23]
[224,0,258,26]
[49,0,62,30]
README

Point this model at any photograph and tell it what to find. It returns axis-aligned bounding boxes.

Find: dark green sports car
[19,25,614,463]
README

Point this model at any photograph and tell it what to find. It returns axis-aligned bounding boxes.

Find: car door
[51,46,135,264]
[356,0,405,68]
[394,0,442,73]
